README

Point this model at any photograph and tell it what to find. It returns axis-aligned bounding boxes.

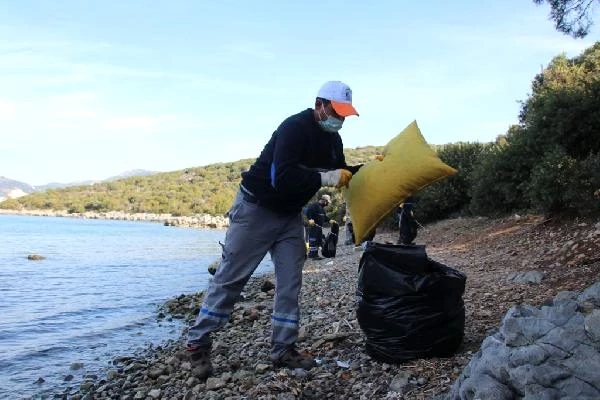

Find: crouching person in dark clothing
[321,219,340,258]
[397,197,418,245]
[305,194,330,259]
[185,81,362,378]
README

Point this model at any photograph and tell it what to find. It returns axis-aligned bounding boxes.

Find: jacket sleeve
[271,119,322,196]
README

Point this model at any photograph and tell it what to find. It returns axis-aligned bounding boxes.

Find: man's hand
[338,169,352,187]
[320,169,353,188]
[308,219,315,226]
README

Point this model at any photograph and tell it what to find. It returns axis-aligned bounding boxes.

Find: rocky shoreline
[0,209,229,229]
[40,215,600,399]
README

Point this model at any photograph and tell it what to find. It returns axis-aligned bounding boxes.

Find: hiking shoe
[273,347,315,370]
[188,344,213,379]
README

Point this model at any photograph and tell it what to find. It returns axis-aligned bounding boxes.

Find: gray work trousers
[186,190,307,360]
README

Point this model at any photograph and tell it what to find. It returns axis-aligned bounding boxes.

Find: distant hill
[0,177,35,201]
[35,170,157,190]
[104,169,157,182]
[0,147,382,216]
[35,180,97,191]
[0,169,159,201]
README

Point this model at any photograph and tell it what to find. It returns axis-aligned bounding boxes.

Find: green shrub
[415,142,491,222]
[526,146,575,213]
[468,141,532,216]
[519,45,600,159]
[67,203,85,214]
[571,153,600,214]
[527,148,600,214]
[0,198,22,209]
[84,200,109,212]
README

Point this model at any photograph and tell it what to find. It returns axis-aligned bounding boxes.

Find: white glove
[319,169,353,188]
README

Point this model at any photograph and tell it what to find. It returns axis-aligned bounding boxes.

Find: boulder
[446,282,600,399]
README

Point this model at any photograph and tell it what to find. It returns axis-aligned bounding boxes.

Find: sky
[0,1,598,185]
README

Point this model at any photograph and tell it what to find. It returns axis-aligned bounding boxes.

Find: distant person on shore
[305,194,330,259]
[185,81,362,378]
[343,208,355,245]
[397,197,418,245]
[321,219,340,258]
[343,208,375,246]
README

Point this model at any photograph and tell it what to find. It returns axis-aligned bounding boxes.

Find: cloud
[0,37,255,93]
[101,115,176,131]
[512,34,593,54]
[224,40,276,61]
[437,25,594,56]
[49,92,97,103]
[0,91,211,144]
[0,100,16,120]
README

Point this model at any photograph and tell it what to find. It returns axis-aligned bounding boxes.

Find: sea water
[0,215,272,399]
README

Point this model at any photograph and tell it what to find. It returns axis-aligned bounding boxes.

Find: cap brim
[331,101,359,117]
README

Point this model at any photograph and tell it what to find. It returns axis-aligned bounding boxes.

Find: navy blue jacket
[305,202,327,227]
[241,108,360,214]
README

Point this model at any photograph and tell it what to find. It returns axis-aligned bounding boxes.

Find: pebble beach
[58,215,600,400]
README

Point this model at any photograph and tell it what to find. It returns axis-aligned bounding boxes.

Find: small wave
[1,344,73,369]
[3,314,182,365]
[1,302,150,329]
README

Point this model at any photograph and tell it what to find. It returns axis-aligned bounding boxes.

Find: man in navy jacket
[305,194,331,258]
[186,81,361,378]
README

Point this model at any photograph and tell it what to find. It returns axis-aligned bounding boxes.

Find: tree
[518,43,600,158]
[533,0,598,38]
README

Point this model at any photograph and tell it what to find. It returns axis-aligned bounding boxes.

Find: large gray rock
[446,282,600,399]
[506,271,545,285]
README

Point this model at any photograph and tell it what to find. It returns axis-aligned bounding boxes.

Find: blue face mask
[317,105,344,132]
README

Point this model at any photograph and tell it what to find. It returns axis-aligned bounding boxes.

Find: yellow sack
[344,121,457,244]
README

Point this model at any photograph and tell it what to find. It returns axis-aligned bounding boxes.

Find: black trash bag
[321,223,339,258]
[356,242,466,363]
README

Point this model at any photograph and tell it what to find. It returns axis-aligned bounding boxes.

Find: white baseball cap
[320,194,331,203]
[317,81,359,117]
